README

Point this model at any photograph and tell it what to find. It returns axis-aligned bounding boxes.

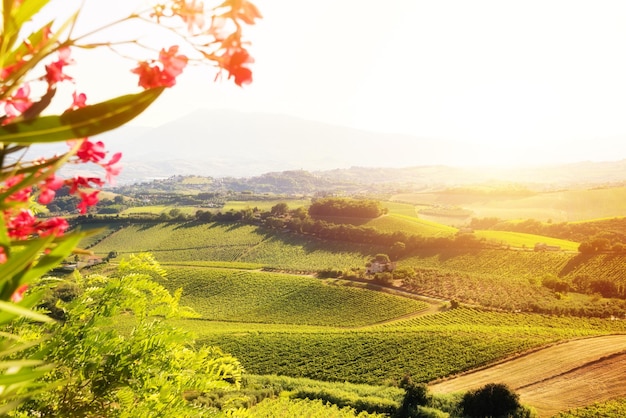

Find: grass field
[367,214,458,237]
[222,199,310,212]
[474,229,579,250]
[382,201,419,217]
[391,186,626,223]
[121,205,206,216]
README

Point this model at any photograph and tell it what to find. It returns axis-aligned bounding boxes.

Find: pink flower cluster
[131,46,189,89]
[0,46,124,261]
[0,0,261,274]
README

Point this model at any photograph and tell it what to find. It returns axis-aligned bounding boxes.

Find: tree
[398,375,430,410]
[390,241,406,260]
[374,253,391,264]
[271,202,289,216]
[18,254,244,416]
[460,383,522,418]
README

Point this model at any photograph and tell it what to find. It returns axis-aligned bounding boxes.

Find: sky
[38,1,626,166]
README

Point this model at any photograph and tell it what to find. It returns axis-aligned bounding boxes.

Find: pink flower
[3,84,33,119]
[131,46,188,89]
[220,48,253,86]
[66,176,104,194]
[76,140,106,163]
[173,0,206,32]
[37,217,69,237]
[38,174,64,204]
[132,62,174,89]
[70,91,87,110]
[160,46,188,79]
[45,47,74,85]
[4,174,32,202]
[77,190,100,214]
[102,152,123,183]
[10,284,28,303]
[0,247,6,264]
[6,209,36,240]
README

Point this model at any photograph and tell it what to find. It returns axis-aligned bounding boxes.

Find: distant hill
[31,109,626,187]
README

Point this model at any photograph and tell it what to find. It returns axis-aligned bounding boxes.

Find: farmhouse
[366,260,397,274]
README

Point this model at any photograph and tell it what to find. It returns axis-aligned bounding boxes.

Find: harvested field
[429,335,626,417]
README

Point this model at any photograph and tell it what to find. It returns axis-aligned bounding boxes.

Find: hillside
[429,335,626,418]
[87,222,379,270]
[80,217,626,414]
[392,186,626,223]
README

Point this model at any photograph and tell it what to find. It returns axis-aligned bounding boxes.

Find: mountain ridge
[41,109,626,186]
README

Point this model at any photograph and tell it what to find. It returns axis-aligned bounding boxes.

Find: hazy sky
[47,1,626,165]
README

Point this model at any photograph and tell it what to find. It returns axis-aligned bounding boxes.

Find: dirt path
[429,334,626,417]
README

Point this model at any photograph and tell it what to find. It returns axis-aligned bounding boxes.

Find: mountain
[93,109,473,182]
[26,109,626,186]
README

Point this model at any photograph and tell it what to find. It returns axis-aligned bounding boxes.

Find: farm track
[428,334,626,417]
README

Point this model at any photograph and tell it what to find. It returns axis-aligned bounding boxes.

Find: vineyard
[89,223,378,269]
[74,222,122,249]
[190,307,626,386]
[160,267,428,326]
[562,253,626,286]
[79,208,626,415]
[397,250,626,315]
[555,399,626,418]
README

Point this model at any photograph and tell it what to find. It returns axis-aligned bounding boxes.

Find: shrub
[460,383,522,418]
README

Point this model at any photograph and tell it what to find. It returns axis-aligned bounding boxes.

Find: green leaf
[0,359,45,370]
[12,0,49,28]
[0,300,52,323]
[0,235,55,291]
[20,232,85,284]
[0,367,50,385]
[0,88,164,144]
[0,215,8,250]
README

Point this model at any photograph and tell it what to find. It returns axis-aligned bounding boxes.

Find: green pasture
[222,199,310,212]
[382,201,419,217]
[313,213,458,237]
[367,214,458,237]
[391,186,626,222]
[474,229,579,250]
[121,205,206,216]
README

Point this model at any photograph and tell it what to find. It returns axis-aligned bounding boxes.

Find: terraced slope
[429,335,626,417]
